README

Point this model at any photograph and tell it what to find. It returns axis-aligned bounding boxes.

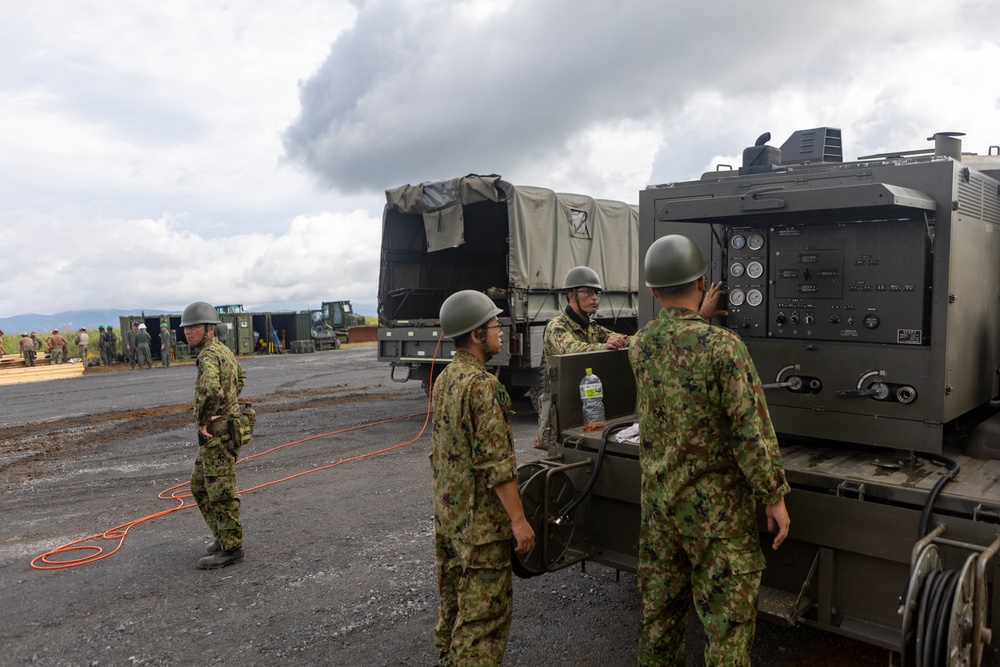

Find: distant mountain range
[0,303,376,333]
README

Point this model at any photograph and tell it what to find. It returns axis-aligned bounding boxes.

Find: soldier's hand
[699,281,729,319]
[766,497,790,550]
[511,517,535,554]
[604,334,627,350]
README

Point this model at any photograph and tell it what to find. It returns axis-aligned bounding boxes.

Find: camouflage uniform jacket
[628,307,789,538]
[543,307,627,359]
[431,349,517,545]
[193,336,246,428]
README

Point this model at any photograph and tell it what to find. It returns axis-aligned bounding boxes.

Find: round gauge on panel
[729,289,746,307]
[729,262,745,278]
[731,234,746,250]
[746,261,764,279]
[747,233,765,250]
[746,289,763,306]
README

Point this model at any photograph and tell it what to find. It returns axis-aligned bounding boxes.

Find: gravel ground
[1,347,889,666]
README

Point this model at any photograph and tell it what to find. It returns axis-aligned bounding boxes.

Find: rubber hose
[916,452,960,540]
[558,421,631,519]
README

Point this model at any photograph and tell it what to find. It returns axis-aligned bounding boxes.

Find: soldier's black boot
[197,548,244,569]
[206,539,222,555]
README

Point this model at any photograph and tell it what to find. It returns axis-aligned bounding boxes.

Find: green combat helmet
[180,302,221,328]
[644,235,708,288]
[563,266,603,291]
[98,325,105,330]
[439,290,502,339]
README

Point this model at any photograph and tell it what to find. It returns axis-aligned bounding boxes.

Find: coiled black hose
[558,421,632,520]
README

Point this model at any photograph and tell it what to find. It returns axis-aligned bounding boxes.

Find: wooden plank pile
[0,353,86,386]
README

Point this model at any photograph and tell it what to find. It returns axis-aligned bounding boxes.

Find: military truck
[376,174,639,399]
[518,129,1000,665]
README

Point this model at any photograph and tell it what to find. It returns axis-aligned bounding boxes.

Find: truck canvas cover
[380,175,638,313]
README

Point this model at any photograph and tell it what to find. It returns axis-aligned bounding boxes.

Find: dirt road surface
[2,347,888,666]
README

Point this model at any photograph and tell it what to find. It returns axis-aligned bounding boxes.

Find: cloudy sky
[2,0,998,317]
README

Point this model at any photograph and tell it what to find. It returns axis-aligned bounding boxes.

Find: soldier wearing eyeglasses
[543,266,630,359]
[537,266,728,448]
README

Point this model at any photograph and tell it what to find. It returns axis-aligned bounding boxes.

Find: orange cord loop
[30,409,432,571]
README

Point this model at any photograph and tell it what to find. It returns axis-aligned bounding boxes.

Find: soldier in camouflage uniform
[536,266,630,448]
[538,266,726,448]
[431,290,536,667]
[182,301,248,570]
[543,266,630,359]
[628,235,790,667]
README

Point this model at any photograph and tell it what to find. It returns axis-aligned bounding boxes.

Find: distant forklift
[310,300,364,350]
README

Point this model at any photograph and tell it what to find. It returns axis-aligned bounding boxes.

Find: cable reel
[900,530,999,667]
[512,423,629,578]
[511,461,581,578]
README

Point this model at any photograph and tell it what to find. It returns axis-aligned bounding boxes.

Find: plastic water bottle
[580,368,606,431]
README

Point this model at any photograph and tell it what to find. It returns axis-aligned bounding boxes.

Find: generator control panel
[724,218,930,345]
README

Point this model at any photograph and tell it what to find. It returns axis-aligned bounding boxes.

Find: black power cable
[916,452,960,540]
[558,421,632,520]
[905,452,963,666]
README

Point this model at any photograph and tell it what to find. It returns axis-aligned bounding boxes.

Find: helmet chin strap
[476,324,493,362]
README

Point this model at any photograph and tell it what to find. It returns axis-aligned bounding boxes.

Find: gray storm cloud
[281,0,842,192]
[283,0,997,192]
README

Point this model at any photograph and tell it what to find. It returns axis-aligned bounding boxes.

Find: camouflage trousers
[190,428,242,552]
[638,525,765,667]
[434,534,513,667]
[22,349,35,367]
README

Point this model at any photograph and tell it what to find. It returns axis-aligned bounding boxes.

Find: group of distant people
[4,322,175,369]
[11,330,72,367]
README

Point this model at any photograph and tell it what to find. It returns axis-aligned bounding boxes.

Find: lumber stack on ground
[0,354,85,386]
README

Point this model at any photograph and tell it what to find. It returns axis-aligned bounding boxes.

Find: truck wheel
[527,386,542,412]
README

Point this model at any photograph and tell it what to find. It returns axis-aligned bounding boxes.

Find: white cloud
[0,208,381,314]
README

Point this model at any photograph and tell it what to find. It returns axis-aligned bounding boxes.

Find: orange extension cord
[29,408,432,571]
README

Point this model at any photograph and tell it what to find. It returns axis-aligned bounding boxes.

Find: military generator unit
[517,129,1000,665]
[376,175,640,399]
